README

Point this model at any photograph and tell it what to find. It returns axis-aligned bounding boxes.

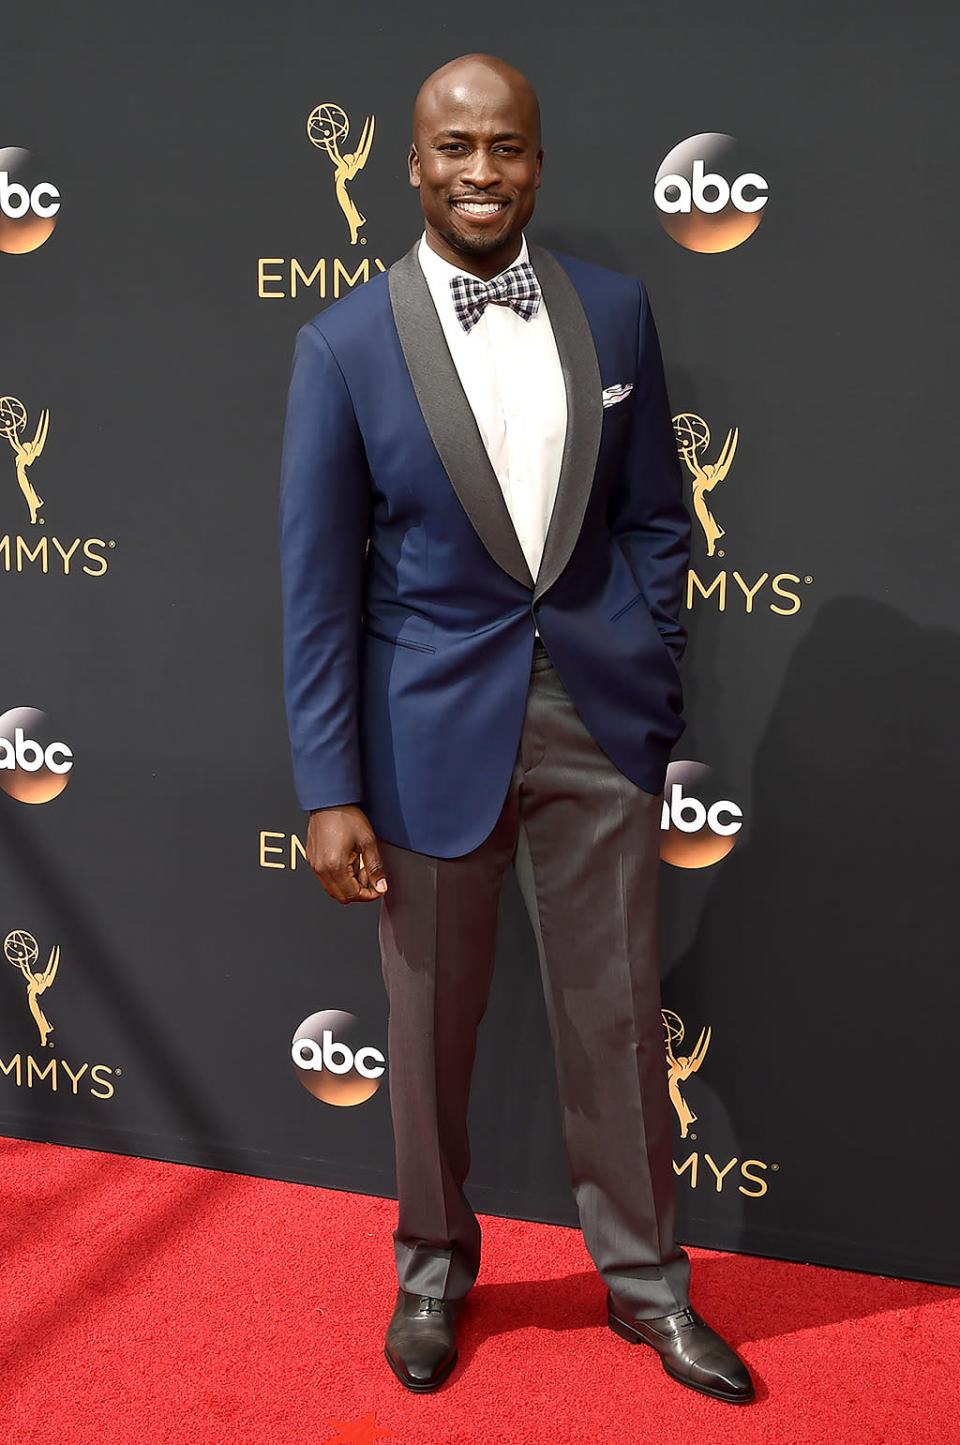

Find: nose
[459,146,500,189]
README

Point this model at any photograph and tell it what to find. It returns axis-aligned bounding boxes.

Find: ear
[408,144,421,188]
[534,148,544,189]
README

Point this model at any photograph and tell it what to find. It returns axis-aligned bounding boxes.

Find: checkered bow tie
[450,261,541,334]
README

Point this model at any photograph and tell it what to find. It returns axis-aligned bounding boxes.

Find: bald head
[409,53,544,279]
[413,54,541,148]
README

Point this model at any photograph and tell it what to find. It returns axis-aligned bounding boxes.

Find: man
[279,54,753,1404]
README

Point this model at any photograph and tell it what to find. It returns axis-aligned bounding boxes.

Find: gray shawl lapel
[527,243,602,599]
[388,243,532,589]
[388,241,602,598]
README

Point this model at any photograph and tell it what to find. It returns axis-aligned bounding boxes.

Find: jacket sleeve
[278,320,371,811]
[607,282,691,665]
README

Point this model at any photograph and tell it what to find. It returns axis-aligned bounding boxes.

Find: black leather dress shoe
[608,1297,754,1403]
[384,1289,463,1392]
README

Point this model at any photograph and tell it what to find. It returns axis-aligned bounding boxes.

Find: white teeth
[454,201,503,215]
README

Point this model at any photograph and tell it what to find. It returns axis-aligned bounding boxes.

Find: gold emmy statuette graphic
[0,394,49,525]
[307,102,375,246]
[672,412,738,558]
[662,1009,711,1139]
[5,929,60,1048]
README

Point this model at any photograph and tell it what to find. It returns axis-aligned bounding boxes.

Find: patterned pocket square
[602,383,633,408]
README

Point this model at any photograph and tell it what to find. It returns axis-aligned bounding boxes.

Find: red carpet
[1,1138,957,1444]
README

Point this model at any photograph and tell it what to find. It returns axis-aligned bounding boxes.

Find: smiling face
[409,55,543,280]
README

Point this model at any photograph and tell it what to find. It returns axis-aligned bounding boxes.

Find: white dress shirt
[417,234,567,585]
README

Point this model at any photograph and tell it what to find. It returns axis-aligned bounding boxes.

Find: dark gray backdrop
[2,0,957,1286]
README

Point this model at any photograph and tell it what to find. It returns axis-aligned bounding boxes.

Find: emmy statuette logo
[0,395,49,525]
[0,147,61,254]
[0,391,116,578]
[662,1009,710,1139]
[672,410,813,617]
[307,102,375,246]
[662,1009,778,1198]
[0,926,121,1100]
[5,930,60,1048]
[673,412,737,559]
[257,100,385,299]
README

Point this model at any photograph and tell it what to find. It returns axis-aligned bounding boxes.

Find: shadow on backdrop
[665,595,960,1283]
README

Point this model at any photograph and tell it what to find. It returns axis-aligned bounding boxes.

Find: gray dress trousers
[377,637,691,1320]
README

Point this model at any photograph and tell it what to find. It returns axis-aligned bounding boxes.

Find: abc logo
[0,148,60,255]
[291,1009,385,1106]
[654,133,767,253]
[0,707,73,804]
[660,760,743,868]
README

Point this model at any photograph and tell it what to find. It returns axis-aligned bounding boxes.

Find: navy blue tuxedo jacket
[279,241,690,857]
